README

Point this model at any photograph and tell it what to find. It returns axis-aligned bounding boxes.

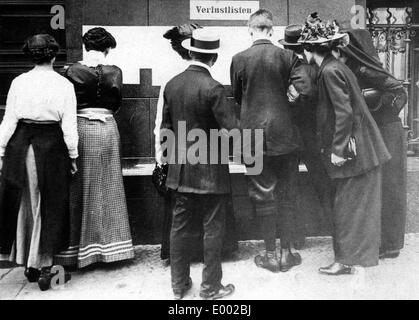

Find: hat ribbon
[190,38,220,50]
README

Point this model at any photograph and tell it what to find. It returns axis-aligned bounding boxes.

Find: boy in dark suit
[230,9,314,273]
[161,29,237,299]
[279,24,334,248]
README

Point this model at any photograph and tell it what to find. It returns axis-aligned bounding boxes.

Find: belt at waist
[78,108,113,115]
[20,119,59,125]
[77,108,114,122]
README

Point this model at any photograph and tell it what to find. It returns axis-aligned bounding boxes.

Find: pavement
[1,235,419,300]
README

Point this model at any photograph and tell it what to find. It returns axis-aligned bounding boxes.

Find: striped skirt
[55,116,134,268]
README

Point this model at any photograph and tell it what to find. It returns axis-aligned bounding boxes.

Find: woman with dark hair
[0,34,78,290]
[332,29,407,260]
[299,15,391,274]
[54,27,134,269]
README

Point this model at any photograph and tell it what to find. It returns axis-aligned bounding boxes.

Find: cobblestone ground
[1,234,419,300]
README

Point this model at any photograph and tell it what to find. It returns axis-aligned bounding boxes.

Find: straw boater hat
[181,28,221,54]
[298,12,349,46]
[279,24,304,46]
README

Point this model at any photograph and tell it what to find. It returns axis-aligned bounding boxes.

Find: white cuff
[69,150,79,159]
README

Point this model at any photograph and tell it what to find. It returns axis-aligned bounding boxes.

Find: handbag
[152,162,169,196]
[362,88,382,112]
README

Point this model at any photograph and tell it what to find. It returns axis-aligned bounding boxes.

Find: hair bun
[83,27,117,52]
[23,34,60,64]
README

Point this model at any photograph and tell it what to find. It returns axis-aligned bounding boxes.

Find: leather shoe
[319,262,353,276]
[38,268,71,291]
[254,251,280,273]
[24,268,41,283]
[173,277,193,300]
[200,284,235,300]
[294,240,305,251]
[280,251,302,272]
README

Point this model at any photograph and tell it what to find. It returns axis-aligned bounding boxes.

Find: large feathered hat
[298,12,349,46]
[163,23,202,59]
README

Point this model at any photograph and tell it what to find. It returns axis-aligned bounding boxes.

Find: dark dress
[346,60,407,253]
[291,57,334,236]
[54,62,134,268]
[340,28,408,253]
[317,54,391,267]
[0,123,70,258]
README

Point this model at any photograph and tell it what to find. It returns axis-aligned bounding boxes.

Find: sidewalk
[1,234,419,300]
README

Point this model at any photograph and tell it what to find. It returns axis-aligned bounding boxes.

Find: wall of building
[62,0,365,244]
[0,0,367,245]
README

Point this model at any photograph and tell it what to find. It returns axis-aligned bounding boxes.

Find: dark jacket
[346,59,407,127]
[230,39,314,156]
[290,56,318,134]
[65,63,123,112]
[161,64,238,194]
[317,54,391,179]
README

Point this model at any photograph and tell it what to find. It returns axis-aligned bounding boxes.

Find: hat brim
[279,39,302,46]
[181,38,220,54]
[298,32,347,44]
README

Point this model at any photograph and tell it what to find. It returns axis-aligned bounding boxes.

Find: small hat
[279,24,303,46]
[181,29,221,54]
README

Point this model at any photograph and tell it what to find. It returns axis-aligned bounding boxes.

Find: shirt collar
[32,65,54,72]
[80,50,107,67]
[252,39,273,46]
[189,61,212,74]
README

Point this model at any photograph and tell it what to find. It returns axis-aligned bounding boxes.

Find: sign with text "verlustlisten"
[190,1,260,20]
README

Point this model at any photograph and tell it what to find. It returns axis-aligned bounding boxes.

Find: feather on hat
[299,12,349,46]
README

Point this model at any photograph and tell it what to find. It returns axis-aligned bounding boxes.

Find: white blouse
[0,66,78,158]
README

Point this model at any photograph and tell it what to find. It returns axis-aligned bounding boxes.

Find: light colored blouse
[0,66,79,158]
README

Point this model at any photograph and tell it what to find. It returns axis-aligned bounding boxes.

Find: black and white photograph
[0,0,419,304]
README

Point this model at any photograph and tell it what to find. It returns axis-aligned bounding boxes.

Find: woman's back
[66,63,122,112]
[9,67,75,121]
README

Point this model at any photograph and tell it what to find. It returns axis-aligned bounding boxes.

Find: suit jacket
[161,64,238,194]
[316,54,391,179]
[290,57,318,133]
[230,39,314,156]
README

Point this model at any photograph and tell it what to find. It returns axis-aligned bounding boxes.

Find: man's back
[162,64,237,194]
[231,39,311,156]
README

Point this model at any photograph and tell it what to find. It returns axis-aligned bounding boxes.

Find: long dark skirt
[333,166,382,267]
[161,191,238,261]
[54,117,134,268]
[0,123,70,258]
[299,126,335,233]
[379,121,407,252]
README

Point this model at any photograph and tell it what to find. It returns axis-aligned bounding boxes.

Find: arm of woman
[359,67,407,114]
[113,67,123,111]
[154,84,166,164]
[323,67,354,165]
[289,53,316,104]
[60,83,79,160]
[0,79,20,160]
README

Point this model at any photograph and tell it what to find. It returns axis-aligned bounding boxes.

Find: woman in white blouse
[0,34,78,291]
